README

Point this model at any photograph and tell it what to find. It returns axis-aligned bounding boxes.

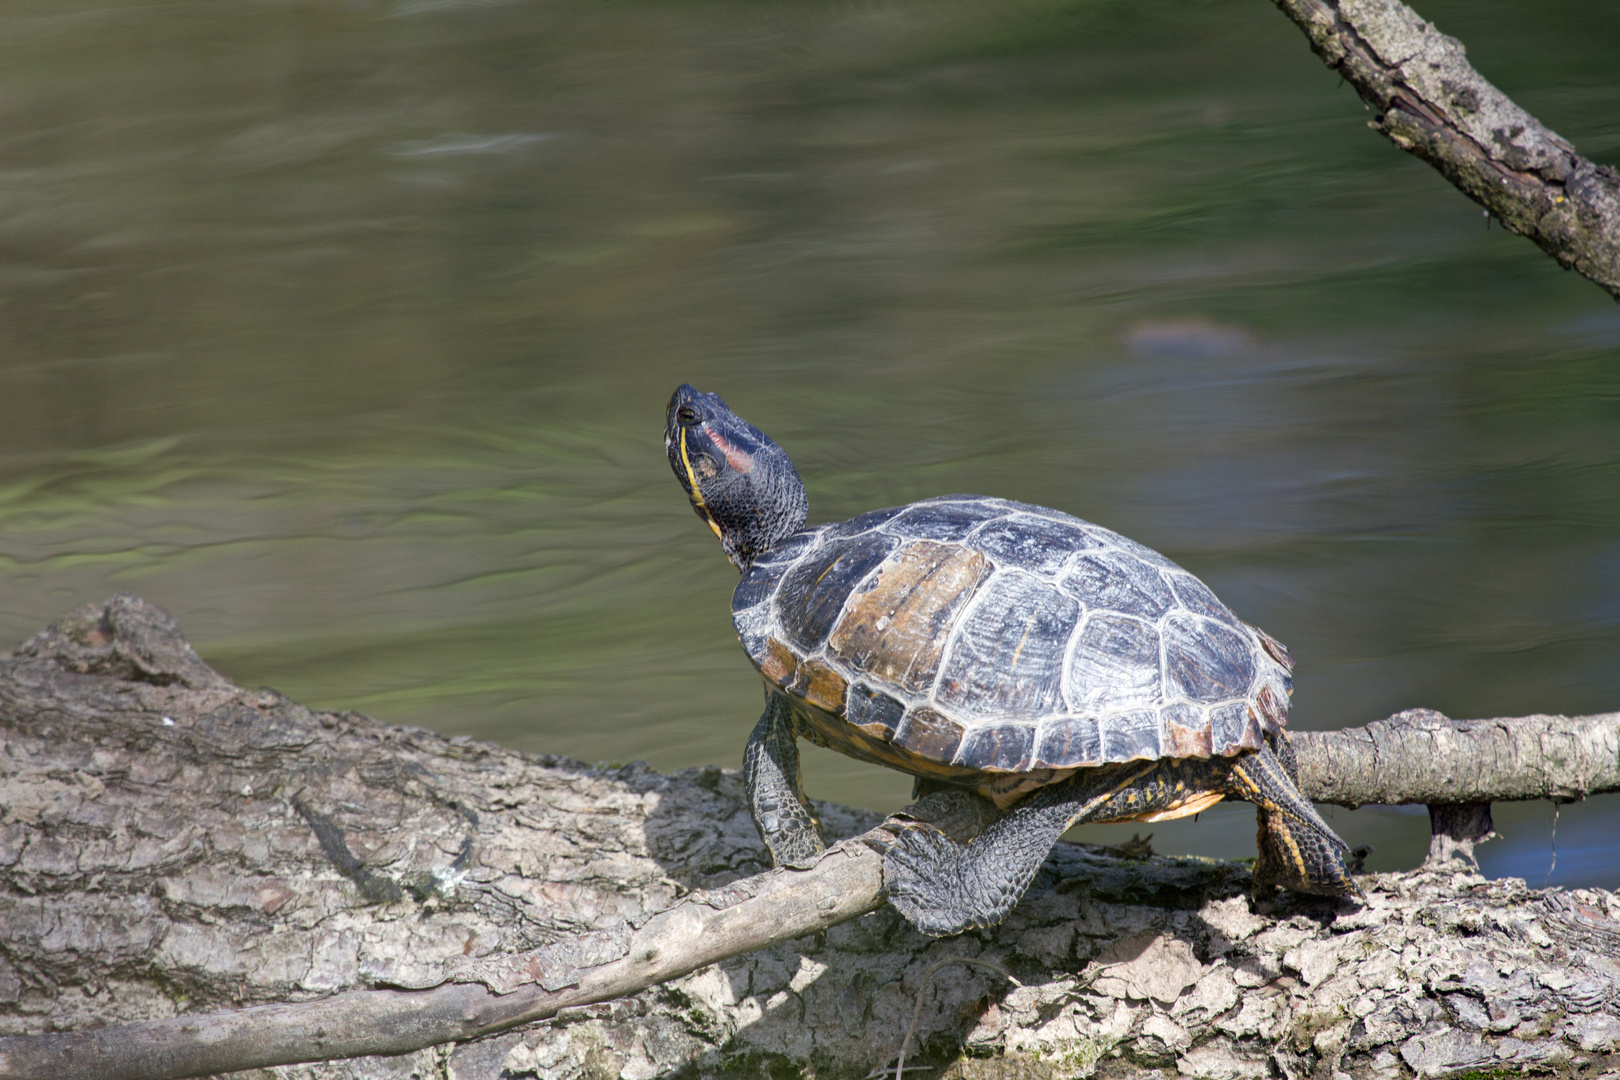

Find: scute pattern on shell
[732,495,1291,774]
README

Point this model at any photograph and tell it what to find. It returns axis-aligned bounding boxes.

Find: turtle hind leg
[882,811,1047,937]
[883,764,1156,937]
[743,690,824,870]
[1227,742,1359,897]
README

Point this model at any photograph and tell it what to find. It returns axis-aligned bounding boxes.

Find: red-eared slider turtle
[665,384,1356,935]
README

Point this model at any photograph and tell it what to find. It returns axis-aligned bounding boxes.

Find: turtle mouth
[673,425,724,541]
[665,386,725,541]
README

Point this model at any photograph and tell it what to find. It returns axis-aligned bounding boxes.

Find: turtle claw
[884,774,1139,936]
[1229,743,1360,899]
[761,812,824,870]
[883,824,982,937]
[1251,802,1360,897]
[744,692,825,870]
[883,822,1034,937]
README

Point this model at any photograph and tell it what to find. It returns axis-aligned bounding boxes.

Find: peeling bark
[1271,0,1620,300]
[1,595,1618,1080]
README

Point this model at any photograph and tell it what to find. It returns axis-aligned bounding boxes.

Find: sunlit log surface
[1271,0,1620,300]
[1,596,1618,1080]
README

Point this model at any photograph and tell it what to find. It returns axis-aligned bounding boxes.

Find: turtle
[664,383,1357,936]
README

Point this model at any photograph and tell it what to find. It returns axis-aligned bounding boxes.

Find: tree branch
[1296,707,1620,807]
[1271,0,1620,300]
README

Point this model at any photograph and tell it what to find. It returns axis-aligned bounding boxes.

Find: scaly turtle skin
[666,384,1357,936]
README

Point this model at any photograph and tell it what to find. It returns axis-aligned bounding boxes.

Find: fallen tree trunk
[2,595,1618,1080]
[1269,0,1620,301]
[5,841,890,1080]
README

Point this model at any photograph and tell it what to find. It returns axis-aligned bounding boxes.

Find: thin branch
[1270,0,1620,299]
[887,958,1020,1080]
[1295,708,1620,807]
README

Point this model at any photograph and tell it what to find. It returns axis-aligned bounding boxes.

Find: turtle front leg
[882,764,1157,937]
[1226,738,1359,897]
[743,690,824,870]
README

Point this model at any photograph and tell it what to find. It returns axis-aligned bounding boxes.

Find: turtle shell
[731,495,1293,789]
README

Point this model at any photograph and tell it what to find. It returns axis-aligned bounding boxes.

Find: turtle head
[665,384,807,572]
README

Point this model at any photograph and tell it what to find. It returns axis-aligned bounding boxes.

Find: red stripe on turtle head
[705,428,754,474]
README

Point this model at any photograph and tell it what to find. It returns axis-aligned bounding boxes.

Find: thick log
[1270,0,1620,301]
[2,595,1618,1080]
[2,843,888,1080]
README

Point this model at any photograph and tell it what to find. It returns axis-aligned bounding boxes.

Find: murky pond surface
[3,0,1618,886]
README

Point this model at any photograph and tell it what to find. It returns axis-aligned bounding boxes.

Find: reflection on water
[1,0,1618,887]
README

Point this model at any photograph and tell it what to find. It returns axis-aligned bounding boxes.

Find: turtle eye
[676,405,701,425]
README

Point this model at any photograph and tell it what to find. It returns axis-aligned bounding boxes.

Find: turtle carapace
[665,384,1357,936]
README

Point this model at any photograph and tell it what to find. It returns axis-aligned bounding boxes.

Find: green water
[2,0,1618,886]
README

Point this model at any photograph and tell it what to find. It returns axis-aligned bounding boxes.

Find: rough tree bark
[1294,707,1620,869]
[1270,0,1620,300]
[2,595,1618,1080]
